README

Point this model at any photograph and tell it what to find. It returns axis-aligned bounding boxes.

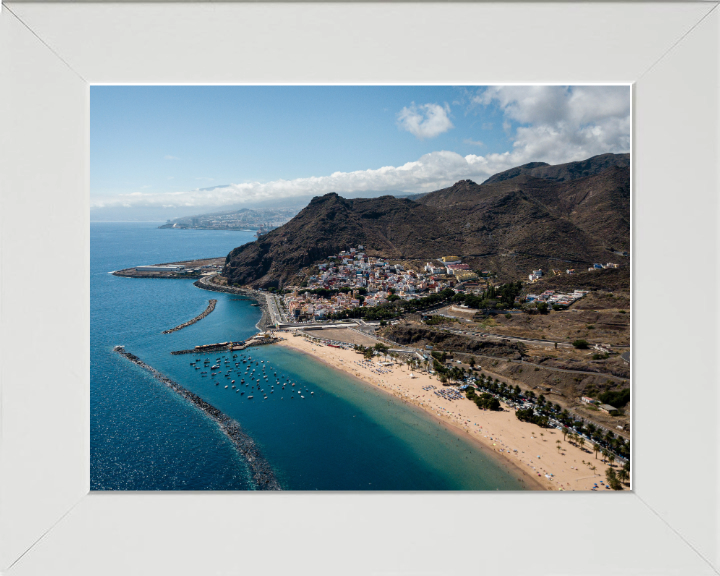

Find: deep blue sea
[91,222,526,490]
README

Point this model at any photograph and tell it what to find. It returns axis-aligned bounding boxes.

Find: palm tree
[608,453,615,467]
[617,468,629,484]
[578,437,585,450]
[601,449,609,463]
[556,440,561,453]
[593,443,600,459]
[562,427,568,442]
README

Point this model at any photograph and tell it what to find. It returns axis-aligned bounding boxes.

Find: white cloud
[92,87,629,212]
[475,85,630,165]
[164,155,180,160]
[91,150,523,209]
[397,102,454,140]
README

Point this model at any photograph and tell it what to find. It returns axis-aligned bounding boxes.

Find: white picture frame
[0,2,718,575]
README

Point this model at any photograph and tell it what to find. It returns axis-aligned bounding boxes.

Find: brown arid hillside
[530,267,630,293]
[384,323,526,359]
[481,152,630,185]
[223,153,630,288]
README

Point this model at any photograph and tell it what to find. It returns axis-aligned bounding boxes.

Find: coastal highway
[264,292,284,327]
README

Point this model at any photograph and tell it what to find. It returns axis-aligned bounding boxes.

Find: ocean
[91,222,527,490]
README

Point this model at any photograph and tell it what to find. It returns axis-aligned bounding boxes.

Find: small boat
[248,396,254,399]
[301,396,305,399]
[311,392,314,395]
[225,385,228,389]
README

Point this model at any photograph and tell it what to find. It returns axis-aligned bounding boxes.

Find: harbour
[92,222,529,491]
[114,345,281,490]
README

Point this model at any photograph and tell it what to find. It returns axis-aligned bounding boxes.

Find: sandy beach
[276,332,617,491]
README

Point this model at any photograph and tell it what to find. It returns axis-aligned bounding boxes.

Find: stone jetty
[170,333,279,355]
[193,276,272,330]
[162,299,217,334]
[113,345,281,490]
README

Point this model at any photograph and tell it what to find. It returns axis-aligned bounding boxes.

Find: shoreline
[282,338,544,491]
[192,276,272,331]
[276,333,615,491]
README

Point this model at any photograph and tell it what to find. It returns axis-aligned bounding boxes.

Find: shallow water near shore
[91,222,527,490]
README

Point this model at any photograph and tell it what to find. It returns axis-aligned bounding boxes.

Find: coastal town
[102,217,633,496]
[275,245,600,322]
[111,241,630,492]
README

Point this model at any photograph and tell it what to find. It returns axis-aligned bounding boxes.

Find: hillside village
[279,244,612,322]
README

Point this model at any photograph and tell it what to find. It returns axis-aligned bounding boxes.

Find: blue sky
[91,85,630,219]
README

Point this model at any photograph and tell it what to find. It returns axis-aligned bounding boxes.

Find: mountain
[482,153,629,185]
[223,154,630,288]
[223,194,453,287]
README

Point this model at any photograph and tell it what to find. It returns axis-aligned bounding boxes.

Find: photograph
[91,85,631,492]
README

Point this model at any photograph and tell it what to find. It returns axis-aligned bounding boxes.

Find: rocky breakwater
[113,345,281,490]
[162,299,217,334]
[194,276,271,330]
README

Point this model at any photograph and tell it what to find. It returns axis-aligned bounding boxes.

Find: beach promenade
[276,333,616,491]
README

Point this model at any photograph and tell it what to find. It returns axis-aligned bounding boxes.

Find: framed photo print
[1,2,718,575]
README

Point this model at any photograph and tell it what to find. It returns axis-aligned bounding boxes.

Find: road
[436,325,629,350]
[264,292,284,327]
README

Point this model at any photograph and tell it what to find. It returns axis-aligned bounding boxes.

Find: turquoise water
[91,222,526,490]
